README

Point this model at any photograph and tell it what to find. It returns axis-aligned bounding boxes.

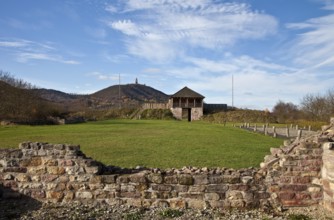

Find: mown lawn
[0,120,283,169]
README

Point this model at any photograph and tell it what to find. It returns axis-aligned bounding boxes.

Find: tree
[0,70,58,123]
[301,90,334,121]
[272,100,300,123]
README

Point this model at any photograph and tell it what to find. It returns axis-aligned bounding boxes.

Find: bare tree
[300,91,334,121]
[272,100,300,123]
[0,70,57,123]
[0,70,34,89]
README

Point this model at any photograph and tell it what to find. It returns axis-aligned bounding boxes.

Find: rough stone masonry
[1,118,334,212]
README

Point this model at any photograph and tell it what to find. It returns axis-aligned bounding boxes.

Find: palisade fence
[237,123,317,139]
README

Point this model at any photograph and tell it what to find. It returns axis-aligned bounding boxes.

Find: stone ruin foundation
[1,119,334,213]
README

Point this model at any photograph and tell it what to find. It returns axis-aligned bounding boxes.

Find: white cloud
[17,52,80,64]
[0,38,80,65]
[105,0,278,62]
[319,0,334,10]
[109,20,142,36]
[142,68,161,73]
[157,54,329,110]
[105,5,118,13]
[85,27,107,39]
[287,13,334,69]
[126,38,178,62]
[88,71,119,81]
[0,40,29,48]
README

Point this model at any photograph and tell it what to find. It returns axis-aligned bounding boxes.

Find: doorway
[182,108,191,122]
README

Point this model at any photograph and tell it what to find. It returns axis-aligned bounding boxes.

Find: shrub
[287,214,311,220]
[140,109,174,120]
[203,109,276,124]
[159,209,184,218]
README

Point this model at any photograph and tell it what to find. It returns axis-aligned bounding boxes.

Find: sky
[0,0,334,110]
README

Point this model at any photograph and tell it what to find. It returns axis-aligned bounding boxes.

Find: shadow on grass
[88,120,154,126]
[101,164,150,174]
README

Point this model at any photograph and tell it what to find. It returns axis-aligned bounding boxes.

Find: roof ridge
[171,86,205,98]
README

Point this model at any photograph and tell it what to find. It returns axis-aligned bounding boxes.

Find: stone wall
[0,142,267,209]
[259,119,334,211]
[321,119,334,211]
[1,119,334,212]
[142,103,169,110]
[170,108,183,120]
[260,136,323,207]
[191,107,203,121]
[170,107,203,121]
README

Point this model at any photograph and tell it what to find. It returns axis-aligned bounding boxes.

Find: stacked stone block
[322,131,334,211]
[261,119,334,211]
[0,142,267,209]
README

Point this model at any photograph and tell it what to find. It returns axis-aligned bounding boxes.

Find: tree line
[0,70,58,124]
[272,90,334,123]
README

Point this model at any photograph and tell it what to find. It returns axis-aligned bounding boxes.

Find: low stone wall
[142,103,169,110]
[1,119,334,213]
[322,128,334,211]
[170,107,203,121]
[260,137,323,207]
[0,142,267,209]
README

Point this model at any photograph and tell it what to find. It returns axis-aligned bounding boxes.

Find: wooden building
[169,87,204,121]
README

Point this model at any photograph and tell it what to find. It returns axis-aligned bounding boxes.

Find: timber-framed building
[168,86,204,121]
[142,86,227,121]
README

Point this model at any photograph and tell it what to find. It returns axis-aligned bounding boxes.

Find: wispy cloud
[2,17,53,30]
[88,71,119,81]
[105,0,278,62]
[319,0,334,10]
[156,54,326,109]
[85,26,107,39]
[0,38,80,64]
[142,68,161,73]
[287,12,334,69]
[0,40,29,48]
[17,52,80,64]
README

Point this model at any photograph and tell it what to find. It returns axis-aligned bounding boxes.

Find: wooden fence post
[297,130,302,140]
[286,127,290,138]
[273,126,277,138]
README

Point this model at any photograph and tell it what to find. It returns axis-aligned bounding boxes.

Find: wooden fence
[237,123,317,139]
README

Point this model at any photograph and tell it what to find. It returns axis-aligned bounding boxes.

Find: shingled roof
[171,86,205,98]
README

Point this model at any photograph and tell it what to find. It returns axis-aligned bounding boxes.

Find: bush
[287,214,311,220]
[74,108,137,120]
[203,109,276,123]
[159,209,184,218]
[140,109,174,120]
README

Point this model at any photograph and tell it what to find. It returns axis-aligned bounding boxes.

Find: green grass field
[0,120,283,169]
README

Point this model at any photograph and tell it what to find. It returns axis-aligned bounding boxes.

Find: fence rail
[237,123,317,139]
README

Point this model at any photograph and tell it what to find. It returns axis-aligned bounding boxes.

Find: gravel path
[1,199,333,220]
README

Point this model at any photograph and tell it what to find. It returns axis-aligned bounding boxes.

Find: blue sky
[1,0,334,110]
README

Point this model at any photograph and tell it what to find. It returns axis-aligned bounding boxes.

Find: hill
[35,89,82,103]
[0,81,54,123]
[33,83,169,110]
[90,83,169,107]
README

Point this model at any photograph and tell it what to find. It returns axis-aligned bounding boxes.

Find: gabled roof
[171,86,205,98]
